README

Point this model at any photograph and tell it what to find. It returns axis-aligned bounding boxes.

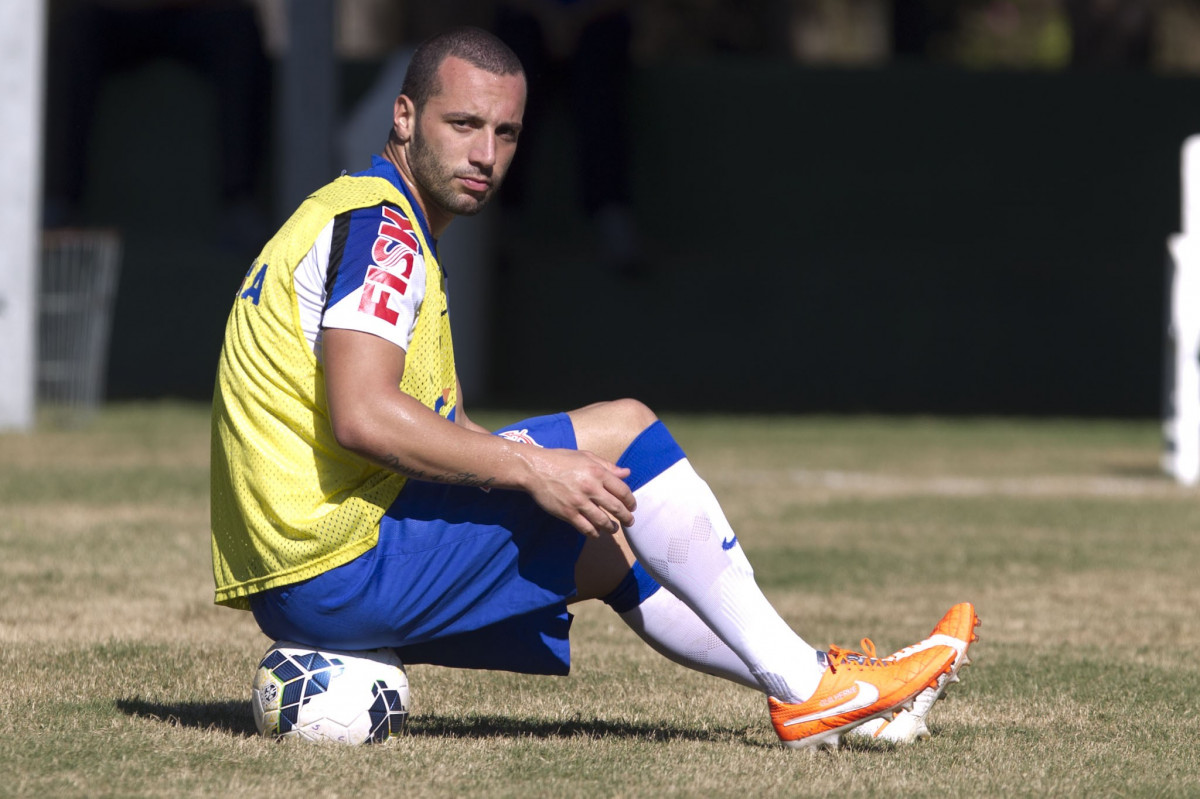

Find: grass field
[3,402,1198,797]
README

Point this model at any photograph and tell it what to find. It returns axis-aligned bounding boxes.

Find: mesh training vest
[210,175,455,609]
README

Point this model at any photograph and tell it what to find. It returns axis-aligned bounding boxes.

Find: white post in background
[0,2,45,431]
[1163,135,1200,484]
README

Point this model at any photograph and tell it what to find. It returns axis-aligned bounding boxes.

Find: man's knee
[599,398,658,433]
[569,398,658,462]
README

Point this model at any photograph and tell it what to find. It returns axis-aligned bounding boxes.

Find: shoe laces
[826,639,884,673]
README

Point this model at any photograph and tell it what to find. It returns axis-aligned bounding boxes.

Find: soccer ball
[251,641,410,744]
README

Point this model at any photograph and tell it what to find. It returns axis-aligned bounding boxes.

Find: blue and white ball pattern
[251,642,409,744]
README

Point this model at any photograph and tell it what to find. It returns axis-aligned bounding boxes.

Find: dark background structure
[42,0,1200,416]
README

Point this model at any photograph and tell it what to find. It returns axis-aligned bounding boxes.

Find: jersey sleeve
[321,202,428,351]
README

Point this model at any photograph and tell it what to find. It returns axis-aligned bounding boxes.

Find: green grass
[3,403,1197,797]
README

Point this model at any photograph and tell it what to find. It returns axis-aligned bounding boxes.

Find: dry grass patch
[3,405,1198,797]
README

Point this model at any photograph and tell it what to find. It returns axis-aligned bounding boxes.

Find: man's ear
[393,94,416,143]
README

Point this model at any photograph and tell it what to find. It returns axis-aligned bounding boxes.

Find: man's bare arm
[321,328,635,535]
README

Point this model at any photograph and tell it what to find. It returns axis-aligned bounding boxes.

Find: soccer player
[210,26,977,750]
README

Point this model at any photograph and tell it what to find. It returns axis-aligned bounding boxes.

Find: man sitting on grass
[209,25,978,750]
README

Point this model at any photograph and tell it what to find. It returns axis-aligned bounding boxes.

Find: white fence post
[0,2,45,430]
[1163,135,1200,484]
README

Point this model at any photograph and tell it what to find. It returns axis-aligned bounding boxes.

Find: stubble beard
[408,129,495,219]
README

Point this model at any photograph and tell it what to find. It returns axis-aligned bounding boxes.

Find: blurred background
[30,0,1200,417]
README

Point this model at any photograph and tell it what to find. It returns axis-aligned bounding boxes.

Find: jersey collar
[358,154,438,258]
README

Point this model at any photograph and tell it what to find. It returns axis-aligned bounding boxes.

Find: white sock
[618,584,760,690]
[624,457,824,703]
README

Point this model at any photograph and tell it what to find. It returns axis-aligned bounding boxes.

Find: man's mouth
[459,175,490,192]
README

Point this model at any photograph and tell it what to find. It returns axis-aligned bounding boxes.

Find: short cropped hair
[401,27,524,112]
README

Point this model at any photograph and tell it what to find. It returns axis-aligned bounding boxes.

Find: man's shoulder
[309,174,407,214]
[336,196,427,263]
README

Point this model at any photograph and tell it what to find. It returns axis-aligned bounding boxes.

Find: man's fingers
[535,450,639,535]
[601,471,636,521]
[600,496,635,528]
[603,461,632,479]
[573,505,614,538]
[609,473,635,513]
[568,493,631,538]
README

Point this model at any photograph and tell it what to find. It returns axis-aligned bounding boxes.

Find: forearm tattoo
[379,454,496,489]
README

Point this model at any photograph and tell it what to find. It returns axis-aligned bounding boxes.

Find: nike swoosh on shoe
[782,681,880,725]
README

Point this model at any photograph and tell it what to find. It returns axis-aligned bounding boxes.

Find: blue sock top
[601,561,662,613]
[616,420,686,492]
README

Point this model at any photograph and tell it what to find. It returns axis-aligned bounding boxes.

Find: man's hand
[523,448,636,537]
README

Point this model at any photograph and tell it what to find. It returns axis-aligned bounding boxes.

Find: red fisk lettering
[375,206,420,268]
[357,265,410,324]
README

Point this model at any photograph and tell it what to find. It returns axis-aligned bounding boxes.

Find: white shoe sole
[847,650,972,744]
[782,693,921,752]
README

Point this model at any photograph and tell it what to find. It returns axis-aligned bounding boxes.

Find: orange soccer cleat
[848,602,981,744]
[769,634,957,751]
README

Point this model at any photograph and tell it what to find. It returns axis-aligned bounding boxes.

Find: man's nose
[470,131,496,169]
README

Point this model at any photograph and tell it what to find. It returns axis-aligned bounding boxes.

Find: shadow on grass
[116,699,761,746]
[407,712,759,745]
[116,697,258,737]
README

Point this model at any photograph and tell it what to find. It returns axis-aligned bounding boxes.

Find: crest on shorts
[497,428,542,447]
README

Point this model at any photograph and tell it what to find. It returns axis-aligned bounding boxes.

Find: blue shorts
[250,413,586,675]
